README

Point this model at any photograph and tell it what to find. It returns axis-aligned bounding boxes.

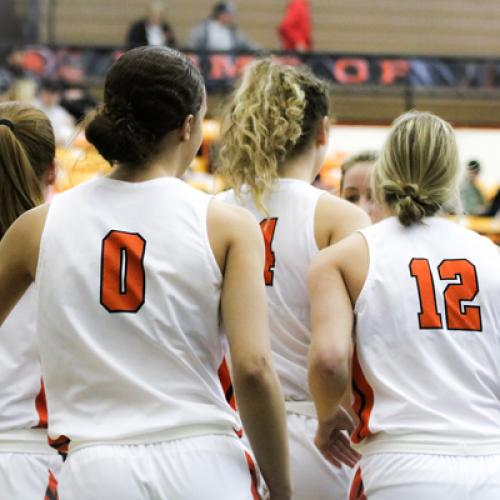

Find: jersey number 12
[410,258,482,332]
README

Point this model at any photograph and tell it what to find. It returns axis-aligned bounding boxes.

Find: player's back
[37,177,239,447]
[218,179,323,400]
[354,216,500,455]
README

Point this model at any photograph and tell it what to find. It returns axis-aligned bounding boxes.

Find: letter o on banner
[333,58,369,84]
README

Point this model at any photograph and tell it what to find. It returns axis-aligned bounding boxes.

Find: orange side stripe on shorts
[351,345,375,444]
[44,469,58,500]
[349,467,367,500]
[244,451,261,500]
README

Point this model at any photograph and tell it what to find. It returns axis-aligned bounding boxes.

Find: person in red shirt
[278,0,312,51]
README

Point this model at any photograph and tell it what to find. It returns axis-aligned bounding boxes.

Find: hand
[314,407,361,468]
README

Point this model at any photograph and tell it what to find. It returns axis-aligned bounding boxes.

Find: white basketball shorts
[287,412,354,500]
[0,451,62,499]
[58,434,261,500]
[349,453,500,500]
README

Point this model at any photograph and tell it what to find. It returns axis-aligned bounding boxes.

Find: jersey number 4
[410,258,482,332]
[259,218,278,286]
[100,230,147,313]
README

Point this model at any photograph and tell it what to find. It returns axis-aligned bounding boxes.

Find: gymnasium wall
[24,0,500,56]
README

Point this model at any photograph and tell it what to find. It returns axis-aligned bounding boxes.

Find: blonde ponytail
[0,102,55,238]
[218,59,329,212]
[373,111,460,227]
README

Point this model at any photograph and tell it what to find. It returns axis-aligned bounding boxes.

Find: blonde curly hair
[217,59,329,212]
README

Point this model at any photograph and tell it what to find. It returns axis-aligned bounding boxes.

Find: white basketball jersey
[36,177,240,446]
[0,286,47,434]
[218,179,323,400]
[353,216,500,455]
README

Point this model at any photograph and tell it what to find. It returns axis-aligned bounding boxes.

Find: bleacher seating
[16,0,500,56]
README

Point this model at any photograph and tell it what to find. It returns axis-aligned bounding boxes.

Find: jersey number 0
[100,230,147,313]
[410,258,482,332]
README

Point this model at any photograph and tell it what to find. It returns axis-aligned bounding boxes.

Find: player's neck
[279,150,317,184]
[109,149,186,182]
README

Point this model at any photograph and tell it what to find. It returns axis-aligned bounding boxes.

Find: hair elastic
[0,119,14,131]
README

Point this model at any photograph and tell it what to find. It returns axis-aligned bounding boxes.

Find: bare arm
[0,206,47,325]
[209,201,291,499]
[307,244,359,467]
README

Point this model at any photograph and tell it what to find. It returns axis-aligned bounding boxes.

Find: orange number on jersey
[409,259,443,329]
[410,258,481,332]
[438,259,482,331]
[259,218,278,286]
[100,230,146,313]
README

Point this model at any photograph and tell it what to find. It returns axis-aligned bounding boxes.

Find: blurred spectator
[278,0,312,52]
[33,79,75,145]
[60,82,97,122]
[0,48,37,102]
[460,160,486,215]
[188,2,257,51]
[3,48,26,79]
[126,1,176,49]
[9,79,37,102]
[0,70,14,101]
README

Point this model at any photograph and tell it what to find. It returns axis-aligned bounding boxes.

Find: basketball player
[340,151,382,222]
[217,59,369,499]
[309,111,500,499]
[0,103,61,498]
[0,47,291,499]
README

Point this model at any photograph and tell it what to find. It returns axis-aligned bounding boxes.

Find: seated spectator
[188,2,257,51]
[340,151,382,222]
[32,79,75,145]
[460,160,486,215]
[126,1,176,49]
[278,0,312,52]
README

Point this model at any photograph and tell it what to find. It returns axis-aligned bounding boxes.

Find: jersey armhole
[203,196,224,283]
[34,202,56,291]
[353,229,374,315]
[310,191,327,254]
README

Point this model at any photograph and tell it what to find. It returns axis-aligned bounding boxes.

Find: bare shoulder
[207,199,263,273]
[315,192,371,247]
[1,203,50,278]
[208,198,261,241]
[309,232,369,303]
[311,232,367,275]
[5,203,49,247]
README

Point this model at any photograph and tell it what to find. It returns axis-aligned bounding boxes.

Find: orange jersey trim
[34,378,48,429]
[218,357,237,412]
[351,346,375,444]
[48,434,70,457]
